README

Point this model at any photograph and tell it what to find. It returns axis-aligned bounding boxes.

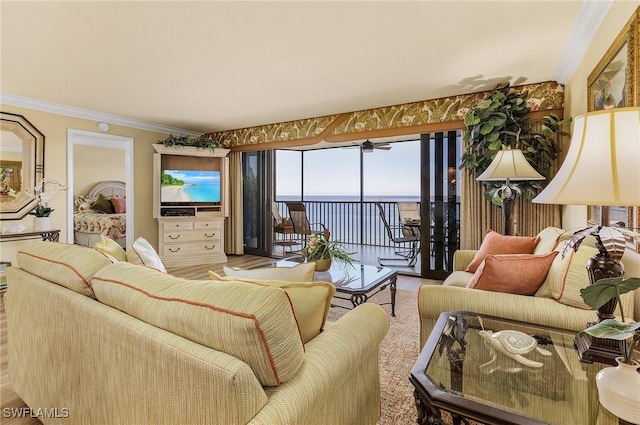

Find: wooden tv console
[152,144,230,267]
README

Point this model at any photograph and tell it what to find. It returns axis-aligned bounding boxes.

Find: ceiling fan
[346,140,392,153]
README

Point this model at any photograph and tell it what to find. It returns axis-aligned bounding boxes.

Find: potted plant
[27,178,67,231]
[160,134,223,151]
[301,232,355,271]
[460,83,568,205]
[578,277,640,423]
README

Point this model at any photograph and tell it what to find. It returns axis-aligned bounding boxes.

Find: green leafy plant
[302,233,355,268]
[160,134,223,151]
[579,277,640,364]
[460,83,568,205]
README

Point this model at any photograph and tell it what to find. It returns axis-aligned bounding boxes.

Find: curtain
[225,152,244,254]
[460,121,562,249]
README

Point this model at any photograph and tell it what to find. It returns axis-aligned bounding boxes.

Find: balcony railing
[274,200,460,250]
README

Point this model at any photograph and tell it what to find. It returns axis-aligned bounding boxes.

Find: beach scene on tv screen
[161,170,221,203]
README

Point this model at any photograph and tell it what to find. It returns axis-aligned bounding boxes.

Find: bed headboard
[87,181,126,198]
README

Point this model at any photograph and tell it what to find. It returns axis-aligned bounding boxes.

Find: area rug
[328,288,420,425]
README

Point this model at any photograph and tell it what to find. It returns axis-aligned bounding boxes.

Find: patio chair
[375,203,420,267]
[284,201,326,247]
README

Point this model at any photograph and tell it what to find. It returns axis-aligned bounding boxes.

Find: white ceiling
[0,1,609,135]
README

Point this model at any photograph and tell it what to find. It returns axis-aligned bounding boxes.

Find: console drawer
[162,242,222,257]
[162,221,193,231]
[163,231,221,243]
[194,220,221,230]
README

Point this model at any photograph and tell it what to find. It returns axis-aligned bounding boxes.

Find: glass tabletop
[411,312,621,425]
[274,258,396,293]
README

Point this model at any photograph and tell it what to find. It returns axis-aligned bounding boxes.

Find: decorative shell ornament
[479,330,552,372]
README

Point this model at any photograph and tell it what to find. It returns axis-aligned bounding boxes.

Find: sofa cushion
[465,230,540,273]
[533,227,565,255]
[222,262,315,282]
[535,244,597,309]
[126,237,166,273]
[210,271,335,343]
[443,271,475,287]
[92,262,304,387]
[94,236,127,262]
[16,242,111,298]
[467,252,558,295]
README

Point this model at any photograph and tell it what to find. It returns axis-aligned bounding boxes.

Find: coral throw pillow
[465,230,541,273]
[467,252,558,295]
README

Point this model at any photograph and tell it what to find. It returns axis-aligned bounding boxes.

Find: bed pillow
[126,237,167,273]
[110,196,126,214]
[94,236,127,262]
[465,229,540,273]
[222,262,316,282]
[209,271,335,343]
[74,195,95,212]
[91,193,115,214]
[466,252,558,295]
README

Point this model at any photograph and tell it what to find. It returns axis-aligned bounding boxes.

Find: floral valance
[206,81,564,150]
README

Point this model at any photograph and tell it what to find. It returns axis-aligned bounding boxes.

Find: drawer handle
[205,245,216,250]
[168,247,181,253]
[204,233,215,238]
[169,235,181,240]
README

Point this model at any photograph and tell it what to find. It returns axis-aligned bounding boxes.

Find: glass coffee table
[274,258,397,316]
[410,311,626,425]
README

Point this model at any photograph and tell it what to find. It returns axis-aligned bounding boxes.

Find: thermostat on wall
[97,122,110,132]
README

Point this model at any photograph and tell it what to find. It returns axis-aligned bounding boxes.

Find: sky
[276,140,422,198]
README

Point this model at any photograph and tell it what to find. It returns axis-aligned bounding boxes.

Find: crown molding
[0,92,202,137]
[554,0,614,84]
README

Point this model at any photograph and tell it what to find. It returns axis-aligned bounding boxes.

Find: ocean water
[183,184,220,202]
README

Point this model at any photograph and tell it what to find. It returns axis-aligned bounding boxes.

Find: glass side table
[410,311,629,425]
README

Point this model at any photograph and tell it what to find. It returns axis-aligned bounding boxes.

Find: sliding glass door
[420,131,461,279]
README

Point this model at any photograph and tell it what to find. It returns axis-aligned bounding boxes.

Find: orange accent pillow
[467,252,558,295]
[465,229,541,273]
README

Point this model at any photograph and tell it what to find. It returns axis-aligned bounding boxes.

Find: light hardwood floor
[0,253,435,424]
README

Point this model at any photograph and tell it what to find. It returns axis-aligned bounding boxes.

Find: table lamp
[476,148,545,235]
[533,106,640,364]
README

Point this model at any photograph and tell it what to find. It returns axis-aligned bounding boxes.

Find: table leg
[350,293,368,308]
[390,274,397,317]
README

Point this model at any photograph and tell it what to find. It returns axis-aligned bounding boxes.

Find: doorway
[66,129,134,245]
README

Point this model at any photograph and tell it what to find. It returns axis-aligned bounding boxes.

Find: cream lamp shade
[533,107,640,206]
[476,149,545,182]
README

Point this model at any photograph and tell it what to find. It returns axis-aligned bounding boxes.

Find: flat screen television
[160,169,221,205]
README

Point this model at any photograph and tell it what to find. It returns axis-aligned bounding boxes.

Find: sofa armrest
[453,250,477,271]
[417,285,598,349]
[250,303,390,425]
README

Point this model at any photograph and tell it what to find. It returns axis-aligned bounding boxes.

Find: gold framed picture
[588,8,638,112]
[587,8,639,232]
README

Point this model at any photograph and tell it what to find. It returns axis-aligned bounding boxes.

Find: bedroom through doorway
[66,129,134,248]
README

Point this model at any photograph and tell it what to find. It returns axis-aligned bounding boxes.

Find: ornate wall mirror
[0,112,45,220]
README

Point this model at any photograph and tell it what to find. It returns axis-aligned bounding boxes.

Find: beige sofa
[5,242,390,425]
[418,227,640,348]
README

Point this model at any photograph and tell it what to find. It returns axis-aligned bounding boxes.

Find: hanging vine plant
[460,83,568,205]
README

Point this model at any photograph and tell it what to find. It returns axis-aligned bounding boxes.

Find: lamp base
[574,323,621,366]
[574,249,625,366]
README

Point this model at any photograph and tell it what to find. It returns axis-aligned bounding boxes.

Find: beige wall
[0,104,170,263]
[73,145,126,196]
[562,2,639,228]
